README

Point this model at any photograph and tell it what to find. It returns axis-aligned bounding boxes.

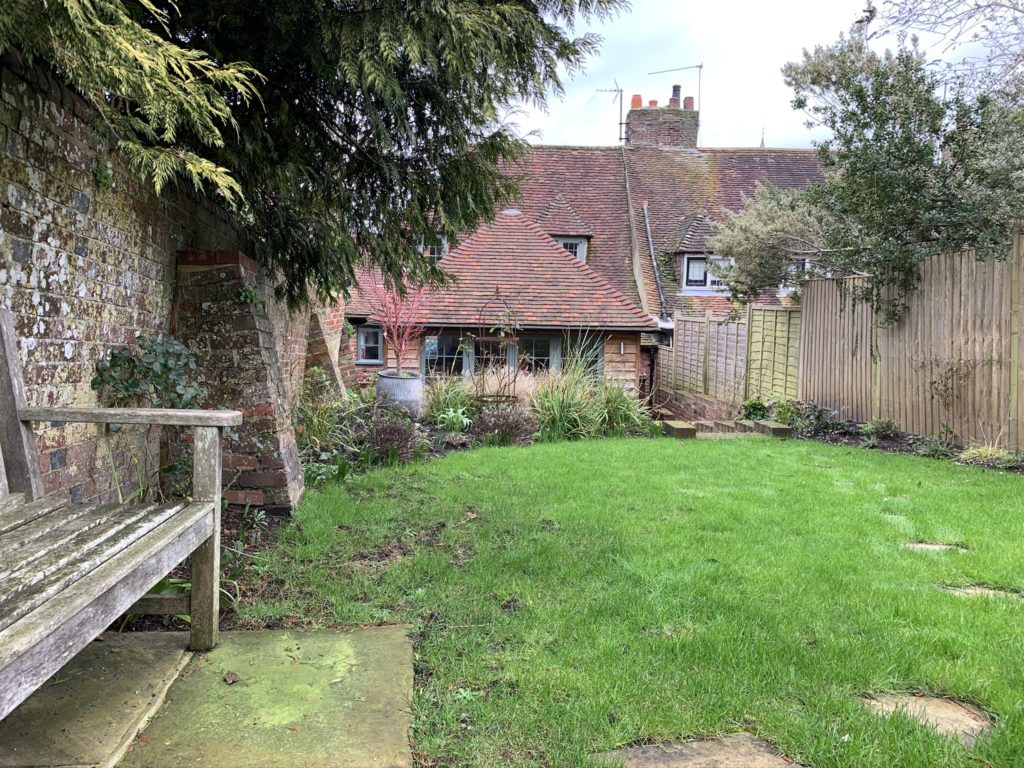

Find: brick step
[662,420,697,439]
[735,419,759,433]
[713,420,737,433]
[754,419,792,438]
[694,420,717,433]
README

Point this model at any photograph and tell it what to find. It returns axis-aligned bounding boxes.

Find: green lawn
[240,437,1024,767]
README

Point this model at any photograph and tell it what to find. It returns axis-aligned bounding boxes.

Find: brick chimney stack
[625,85,699,148]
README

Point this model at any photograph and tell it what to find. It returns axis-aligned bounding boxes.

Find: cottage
[345,211,658,392]
[342,86,822,394]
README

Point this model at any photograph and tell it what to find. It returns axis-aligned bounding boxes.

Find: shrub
[599,382,655,437]
[470,406,538,447]
[529,369,601,441]
[92,333,207,408]
[915,434,957,459]
[957,444,1022,469]
[792,402,837,435]
[861,418,901,440]
[436,407,472,433]
[426,377,478,423]
[739,395,770,421]
[362,411,425,465]
[766,396,799,426]
[294,367,347,454]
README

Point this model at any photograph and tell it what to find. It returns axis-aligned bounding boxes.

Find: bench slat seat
[0,309,236,722]
[0,500,196,630]
[0,502,214,719]
[0,495,65,536]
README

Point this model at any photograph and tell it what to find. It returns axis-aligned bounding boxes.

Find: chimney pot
[683,95,695,111]
[648,99,658,108]
[630,94,642,109]
[672,85,681,99]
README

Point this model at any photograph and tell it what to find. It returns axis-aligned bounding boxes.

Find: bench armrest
[19,407,242,428]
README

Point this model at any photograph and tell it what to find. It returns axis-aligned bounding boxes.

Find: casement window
[422,334,466,376]
[518,337,562,373]
[682,256,730,291]
[356,326,383,364]
[557,237,588,264]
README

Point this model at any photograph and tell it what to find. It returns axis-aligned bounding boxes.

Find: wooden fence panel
[747,307,800,399]
[798,279,876,421]
[706,318,747,403]
[799,244,1023,447]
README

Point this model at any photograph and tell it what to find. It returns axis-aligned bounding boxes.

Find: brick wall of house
[603,333,641,389]
[0,53,241,502]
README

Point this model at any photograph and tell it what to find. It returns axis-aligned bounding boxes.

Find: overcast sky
[515,0,901,148]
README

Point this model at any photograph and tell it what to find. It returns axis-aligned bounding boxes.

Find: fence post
[1010,231,1021,452]
[743,304,753,400]
[702,310,712,396]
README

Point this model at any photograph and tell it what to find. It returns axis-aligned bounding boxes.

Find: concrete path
[0,627,413,768]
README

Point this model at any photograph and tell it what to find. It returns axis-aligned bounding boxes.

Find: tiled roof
[505,146,641,308]
[673,214,716,253]
[624,146,823,316]
[535,194,595,237]
[347,211,657,331]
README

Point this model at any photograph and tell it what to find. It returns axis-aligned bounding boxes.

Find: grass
[240,437,1024,767]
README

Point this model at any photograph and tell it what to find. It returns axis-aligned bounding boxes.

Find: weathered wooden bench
[0,309,241,721]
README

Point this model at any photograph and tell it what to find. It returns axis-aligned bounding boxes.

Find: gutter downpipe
[642,202,669,322]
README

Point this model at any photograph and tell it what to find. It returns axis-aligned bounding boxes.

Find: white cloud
[514,0,936,148]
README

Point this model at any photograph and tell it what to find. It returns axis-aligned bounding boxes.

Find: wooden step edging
[754,420,792,438]
[663,421,697,439]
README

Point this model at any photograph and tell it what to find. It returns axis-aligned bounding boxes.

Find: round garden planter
[376,370,425,416]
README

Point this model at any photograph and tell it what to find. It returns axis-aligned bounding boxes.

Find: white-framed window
[356,326,383,364]
[557,237,588,263]
[418,234,448,259]
[681,255,731,292]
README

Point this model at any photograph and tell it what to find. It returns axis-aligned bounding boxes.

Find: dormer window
[418,234,448,259]
[681,255,731,293]
[557,237,588,264]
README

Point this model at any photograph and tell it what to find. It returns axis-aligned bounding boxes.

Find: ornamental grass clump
[529,367,602,442]
[598,381,656,437]
[426,377,478,425]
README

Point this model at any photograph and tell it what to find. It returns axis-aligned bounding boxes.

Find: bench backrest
[0,310,44,500]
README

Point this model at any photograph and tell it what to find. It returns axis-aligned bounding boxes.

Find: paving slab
[601,733,795,767]
[0,632,189,768]
[903,542,967,553]
[941,584,1021,600]
[861,694,991,747]
[119,627,412,768]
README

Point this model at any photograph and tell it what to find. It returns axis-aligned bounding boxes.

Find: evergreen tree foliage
[1,1,624,305]
[712,33,1024,323]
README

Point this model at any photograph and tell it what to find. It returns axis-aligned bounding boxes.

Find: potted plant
[363,272,430,415]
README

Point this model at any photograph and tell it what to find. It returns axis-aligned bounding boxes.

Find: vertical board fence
[800,238,1024,450]
[655,306,800,415]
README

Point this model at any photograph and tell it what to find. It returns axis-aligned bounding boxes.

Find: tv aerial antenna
[595,80,624,143]
[648,63,704,113]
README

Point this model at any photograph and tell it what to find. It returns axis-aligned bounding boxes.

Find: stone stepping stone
[941,584,1021,600]
[600,733,796,767]
[860,693,991,747]
[903,541,967,553]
